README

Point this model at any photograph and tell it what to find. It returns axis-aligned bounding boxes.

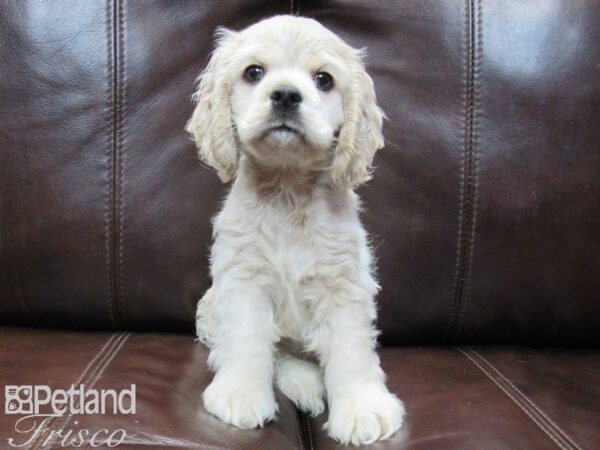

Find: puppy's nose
[270,86,302,113]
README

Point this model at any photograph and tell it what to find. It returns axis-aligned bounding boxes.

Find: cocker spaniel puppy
[187,15,404,446]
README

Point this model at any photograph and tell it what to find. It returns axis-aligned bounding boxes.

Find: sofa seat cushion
[1,328,599,449]
[0,327,304,450]
[308,347,600,449]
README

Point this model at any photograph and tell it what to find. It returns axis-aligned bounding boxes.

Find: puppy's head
[187,15,384,189]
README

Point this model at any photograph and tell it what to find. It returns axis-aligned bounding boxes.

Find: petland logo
[5,384,136,415]
[4,384,135,447]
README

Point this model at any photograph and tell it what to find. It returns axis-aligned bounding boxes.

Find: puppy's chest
[265,233,319,341]
[256,212,330,337]
[262,219,321,288]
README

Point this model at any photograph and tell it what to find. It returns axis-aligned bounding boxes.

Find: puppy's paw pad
[326,387,404,446]
[202,379,278,428]
[276,358,325,416]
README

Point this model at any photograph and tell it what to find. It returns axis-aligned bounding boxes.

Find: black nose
[270,86,302,113]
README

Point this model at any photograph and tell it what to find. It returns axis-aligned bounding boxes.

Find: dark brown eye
[314,71,334,91]
[244,65,264,83]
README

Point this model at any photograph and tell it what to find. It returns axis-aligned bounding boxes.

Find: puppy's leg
[202,279,278,428]
[195,287,215,347]
[275,352,325,417]
[313,294,405,446]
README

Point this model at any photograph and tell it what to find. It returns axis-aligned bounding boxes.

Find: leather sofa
[1,1,599,448]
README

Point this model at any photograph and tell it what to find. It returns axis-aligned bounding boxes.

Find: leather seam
[29,333,120,450]
[294,408,307,450]
[466,348,582,450]
[455,0,481,340]
[116,0,128,327]
[446,0,471,343]
[106,0,128,329]
[42,333,131,450]
[457,347,581,450]
[104,0,117,330]
[293,407,316,450]
[306,411,314,450]
[106,0,127,329]
[291,0,300,15]
[446,0,480,343]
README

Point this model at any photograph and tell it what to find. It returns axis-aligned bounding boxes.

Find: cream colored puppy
[187,15,404,446]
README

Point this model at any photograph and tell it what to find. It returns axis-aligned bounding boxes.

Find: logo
[4,384,136,448]
[5,386,33,415]
[5,384,136,415]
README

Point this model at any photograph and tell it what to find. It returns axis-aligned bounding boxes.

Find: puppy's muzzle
[270,86,302,114]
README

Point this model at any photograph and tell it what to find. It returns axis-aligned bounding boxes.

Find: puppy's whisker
[384,139,401,150]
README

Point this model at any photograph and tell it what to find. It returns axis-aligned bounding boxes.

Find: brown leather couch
[1,1,599,449]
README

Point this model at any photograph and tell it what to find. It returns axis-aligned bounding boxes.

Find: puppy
[187,15,404,446]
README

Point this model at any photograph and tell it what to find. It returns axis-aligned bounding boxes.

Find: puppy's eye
[244,65,264,84]
[314,71,334,91]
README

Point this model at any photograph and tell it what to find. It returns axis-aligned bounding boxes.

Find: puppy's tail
[195,287,215,348]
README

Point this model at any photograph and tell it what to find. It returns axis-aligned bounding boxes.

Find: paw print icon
[6,400,19,412]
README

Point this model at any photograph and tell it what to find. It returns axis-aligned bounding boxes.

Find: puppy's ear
[330,50,385,190]
[186,28,239,183]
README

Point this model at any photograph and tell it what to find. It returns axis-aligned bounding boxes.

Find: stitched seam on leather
[466,348,583,450]
[42,333,130,450]
[455,0,481,340]
[84,332,130,390]
[39,333,125,450]
[105,0,128,329]
[116,0,128,327]
[306,412,314,450]
[294,408,306,450]
[105,0,117,330]
[446,0,480,343]
[106,0,127,329]
[28,333,119,450]
[291,0,301,16]
[457,347,578,450]
[446,0,470,343]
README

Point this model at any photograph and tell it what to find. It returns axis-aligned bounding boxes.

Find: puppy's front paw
[326,385,404,446]
[202,378,278,428]
[276,357,325,417]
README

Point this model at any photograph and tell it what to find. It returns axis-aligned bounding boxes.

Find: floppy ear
[186,29,239,183]
[330,51,385,190]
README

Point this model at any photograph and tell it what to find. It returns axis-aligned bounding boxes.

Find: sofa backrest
[1,0,599,346]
